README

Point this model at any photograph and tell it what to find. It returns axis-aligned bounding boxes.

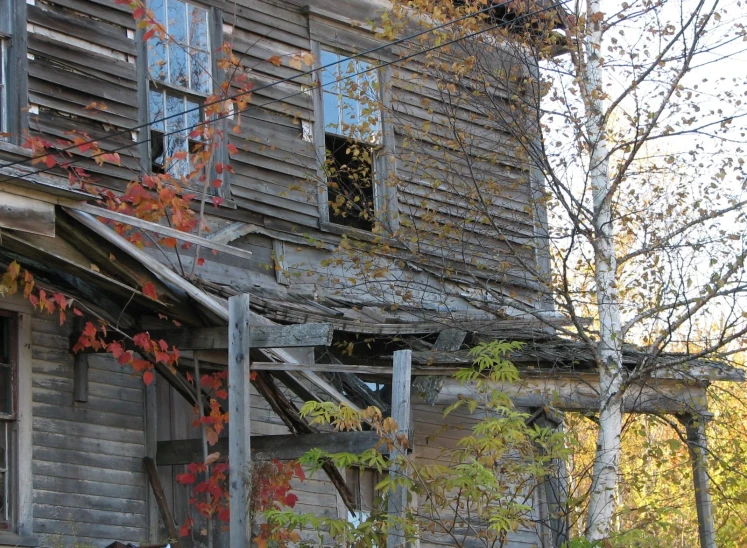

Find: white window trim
[310,41,399,234]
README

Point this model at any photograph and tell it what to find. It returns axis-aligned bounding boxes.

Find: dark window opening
[325,133,375,231]
[0,313,15,531]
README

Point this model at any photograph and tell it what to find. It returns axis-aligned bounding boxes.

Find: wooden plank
[388,349,412,548]
[0,191,55,236]
[62,205,253,261]
[65,208,230,321]
[145,323,333,350]
[156,431,382,466]
[143,457,180,546]
[17,313,34,537]
[228,294,252,548]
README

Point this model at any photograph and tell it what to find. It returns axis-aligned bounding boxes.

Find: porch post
[229,294,252,547]
[387,349,412,548]
[681,412,716,548]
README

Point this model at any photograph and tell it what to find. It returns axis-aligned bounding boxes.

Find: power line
[1,0,568,185]
[0,0,528,173]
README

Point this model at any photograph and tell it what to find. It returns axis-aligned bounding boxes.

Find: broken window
[146,0,211,179]
[319,49,383,231]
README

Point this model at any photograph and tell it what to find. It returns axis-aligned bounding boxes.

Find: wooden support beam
[63,204,253,261]
[680,413,717,548]
[156,431,383,466]
[228,294,252,548]
[435,376,710,414]
[0,191,55,236]
[146,323,333,350]
[251,371,356,513]
[387,350,412,548]
[143,457,180,546]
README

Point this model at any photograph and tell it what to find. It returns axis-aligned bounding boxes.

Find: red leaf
[176,472,197,485]
[132,7,145,19]
[45,155,57,169]
[142,282,158,301]
[211,196,223,208]
[73,308,83,316]
[197,257,205,266]
[143,370,155,385]
[227,143,238,155]
[143,27,156,41]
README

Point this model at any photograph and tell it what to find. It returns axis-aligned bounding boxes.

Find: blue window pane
[320,50,339,88]
[188,5,210,92]
[147,0,167,82]
[165,94,188,175]
[149,90,165,129]
[167,0,188,87]
[342,95,358,130]
[186,99,201,138]
[323,91,340,133]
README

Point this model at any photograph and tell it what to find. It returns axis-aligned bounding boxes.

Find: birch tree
[296,0,747,541]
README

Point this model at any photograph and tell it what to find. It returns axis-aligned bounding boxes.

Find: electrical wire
[0,0,533,173]
[0,0,568,185]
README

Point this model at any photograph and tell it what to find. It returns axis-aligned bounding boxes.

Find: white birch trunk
[582,0,625,540]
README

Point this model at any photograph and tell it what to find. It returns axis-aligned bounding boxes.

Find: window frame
[311,41,398,234]
[0,0,28,146]
[140,0,231,196]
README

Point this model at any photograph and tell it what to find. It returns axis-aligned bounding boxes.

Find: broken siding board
[33,489,146,515]
[27,3,136,55]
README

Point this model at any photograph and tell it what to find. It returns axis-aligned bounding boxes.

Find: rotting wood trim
[143,457,181,546]
[144,323,333,350]
[156,431,383,466]
[0,191,55,237]
[62,204,253,261]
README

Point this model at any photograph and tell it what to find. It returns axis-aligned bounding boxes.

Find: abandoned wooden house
[0,0,741,546]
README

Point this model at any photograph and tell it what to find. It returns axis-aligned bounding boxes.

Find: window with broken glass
[318,49,383,231]
[146,0,211,178]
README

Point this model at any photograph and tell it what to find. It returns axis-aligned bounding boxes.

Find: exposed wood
[680,413,717,548]
[143,457,181,546]
[388,349,412,548]
[17,312,34,537]
[63,204,253,260]
[228,294,252,548]
[251,370,356,513]
[0,191,55,236]
[250,361,459,375]
[66,209,230,321]
[145,323,333,350]
[435,376,710,414]
[411,345,745,382]
[208,221,258,244]
[156,431,382,466]
[145,374,159,544]
[73,352,90,403]
[413,328,468,405]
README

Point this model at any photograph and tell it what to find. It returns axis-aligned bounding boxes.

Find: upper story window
[0,0,12,138]
[146,0,212,178]
[0,313,16,531]
[318,49,384,232]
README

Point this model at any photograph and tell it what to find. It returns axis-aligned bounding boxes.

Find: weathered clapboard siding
[25,0,141,190]
[30,315,149,547]
[412,404,545,548]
